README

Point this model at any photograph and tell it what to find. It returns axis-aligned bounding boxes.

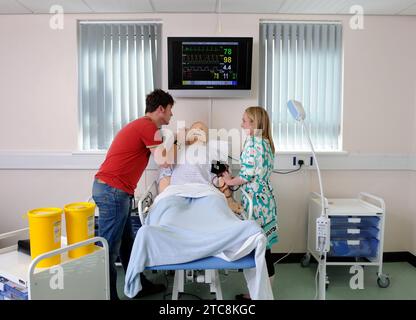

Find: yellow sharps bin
[27,208,62,267]
[64,202,96,258]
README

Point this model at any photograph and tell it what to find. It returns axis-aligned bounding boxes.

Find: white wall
[0,15,79,150]
[342,17,416,154]
[1,13,416,254]
[412,65,416,256]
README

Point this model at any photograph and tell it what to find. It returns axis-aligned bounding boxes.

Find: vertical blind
[78,22,162,150]
[259,22,343,152]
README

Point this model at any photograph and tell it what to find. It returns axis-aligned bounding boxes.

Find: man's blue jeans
[92,179,142,300]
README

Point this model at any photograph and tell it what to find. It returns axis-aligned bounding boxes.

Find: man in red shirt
[92,89,174,300]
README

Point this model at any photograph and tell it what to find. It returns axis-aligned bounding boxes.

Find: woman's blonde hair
[245,106,275,154]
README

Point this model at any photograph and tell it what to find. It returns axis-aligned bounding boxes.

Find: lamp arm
[300,120,325,218]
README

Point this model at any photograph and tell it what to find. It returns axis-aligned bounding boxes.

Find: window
[78,22,162,150]
[259,22,343,152]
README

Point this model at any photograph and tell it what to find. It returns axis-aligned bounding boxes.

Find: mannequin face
[186,122,209,144]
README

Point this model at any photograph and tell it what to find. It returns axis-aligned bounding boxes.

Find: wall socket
[292,156,314,167]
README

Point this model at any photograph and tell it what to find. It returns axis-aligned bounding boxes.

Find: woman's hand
[221,171,246,187]
[222,171,233,185]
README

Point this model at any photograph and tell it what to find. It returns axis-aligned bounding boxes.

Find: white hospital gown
[157,143,215,185]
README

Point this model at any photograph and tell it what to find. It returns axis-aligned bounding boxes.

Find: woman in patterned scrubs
[222,106,277,300]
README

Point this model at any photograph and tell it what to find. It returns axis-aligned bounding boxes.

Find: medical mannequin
[158,121,243,214]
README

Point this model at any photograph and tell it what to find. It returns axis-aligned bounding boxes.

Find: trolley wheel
[300,254,311,268]
[377,275,390,288]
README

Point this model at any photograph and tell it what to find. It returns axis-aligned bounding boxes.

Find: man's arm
[149,144,175,168]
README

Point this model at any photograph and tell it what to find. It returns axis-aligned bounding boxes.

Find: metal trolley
[0,228,110,300]
[301,192,390,299]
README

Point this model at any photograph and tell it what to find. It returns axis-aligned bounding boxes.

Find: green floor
[117,261,416,300]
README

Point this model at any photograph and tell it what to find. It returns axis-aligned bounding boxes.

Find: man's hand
[159,162,171,168]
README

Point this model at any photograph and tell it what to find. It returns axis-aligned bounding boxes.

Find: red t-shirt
[95,117,162,195]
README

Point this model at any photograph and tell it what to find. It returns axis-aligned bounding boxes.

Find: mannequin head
[186,121,209,145]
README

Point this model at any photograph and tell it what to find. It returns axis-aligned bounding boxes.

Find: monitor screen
[168,37,252,91]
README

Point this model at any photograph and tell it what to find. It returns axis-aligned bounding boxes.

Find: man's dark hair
[145,89,175,113]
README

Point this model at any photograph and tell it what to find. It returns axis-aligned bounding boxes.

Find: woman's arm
[225,137,255,187]
[222,171,246,187]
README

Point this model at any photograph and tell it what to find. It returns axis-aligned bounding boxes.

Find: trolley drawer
[330,216,380,228]
[329,238,379,257]
[0,277,28,300]
[330,226,379,239]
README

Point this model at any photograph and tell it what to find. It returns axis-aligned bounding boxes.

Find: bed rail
[137,180,158,225]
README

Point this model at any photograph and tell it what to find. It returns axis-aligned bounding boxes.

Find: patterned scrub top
[239,136,278,249]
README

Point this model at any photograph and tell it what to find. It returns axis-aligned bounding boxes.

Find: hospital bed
[0,228,110,300]
[134,180,256,300]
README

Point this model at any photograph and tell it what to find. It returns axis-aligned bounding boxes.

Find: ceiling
[1,0,416,15]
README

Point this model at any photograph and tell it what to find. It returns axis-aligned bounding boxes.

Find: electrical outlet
[292,156,306,167]
[292,156,314,167]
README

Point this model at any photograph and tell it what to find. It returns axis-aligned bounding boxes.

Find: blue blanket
[124,193,263,298]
